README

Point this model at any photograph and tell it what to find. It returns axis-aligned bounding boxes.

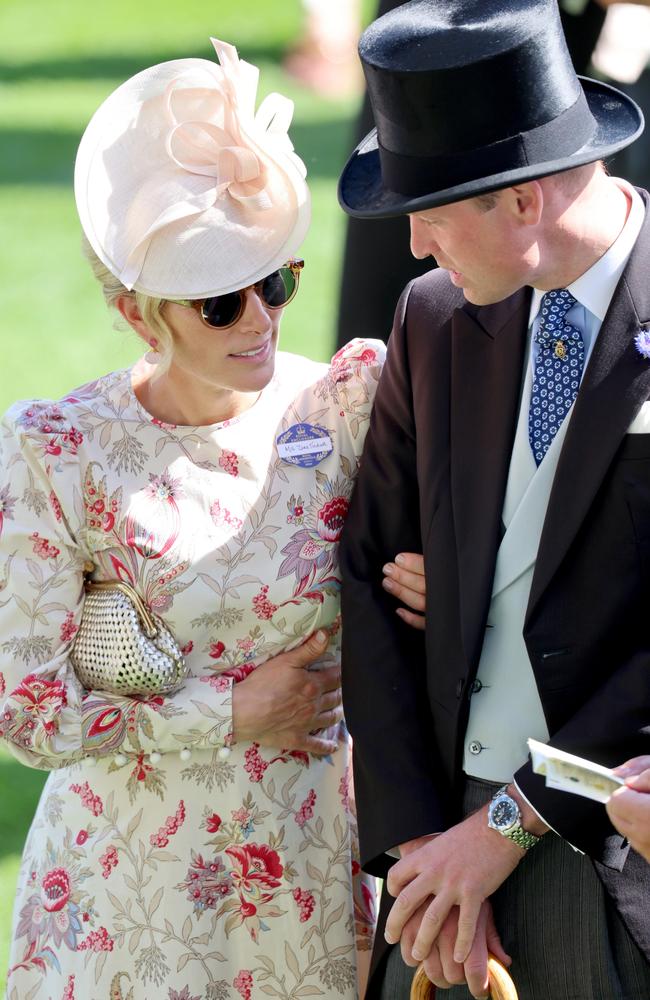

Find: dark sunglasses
[168,258,304,329]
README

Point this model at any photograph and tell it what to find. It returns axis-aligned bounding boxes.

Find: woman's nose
[238,287,275,332]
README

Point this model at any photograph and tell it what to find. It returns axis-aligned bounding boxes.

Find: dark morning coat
[340,191,650,971]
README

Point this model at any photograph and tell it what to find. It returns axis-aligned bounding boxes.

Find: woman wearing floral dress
[0,38,425,1000]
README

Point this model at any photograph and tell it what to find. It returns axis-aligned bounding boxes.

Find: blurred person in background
[0,37,426,999]
[284,0,363,96]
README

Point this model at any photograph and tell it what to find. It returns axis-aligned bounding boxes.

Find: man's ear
[508,181,543,226]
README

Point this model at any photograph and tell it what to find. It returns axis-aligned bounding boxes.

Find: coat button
[468,740,483,755]
[471,679,483,694]
[217,745,231,761]
[180,748,192,762]
[149,751,162,765]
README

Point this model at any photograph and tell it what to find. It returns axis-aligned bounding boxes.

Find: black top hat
[338,0,644,218]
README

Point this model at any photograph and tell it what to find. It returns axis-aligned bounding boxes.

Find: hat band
[378,89,596,198]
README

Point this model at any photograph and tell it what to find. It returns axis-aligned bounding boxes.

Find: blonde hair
[81,235,175,376]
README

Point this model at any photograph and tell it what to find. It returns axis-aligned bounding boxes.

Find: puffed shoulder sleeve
[327,338,386,459]
[0,404,233,771]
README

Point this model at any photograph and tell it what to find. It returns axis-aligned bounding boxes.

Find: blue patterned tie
[528,289,584,466]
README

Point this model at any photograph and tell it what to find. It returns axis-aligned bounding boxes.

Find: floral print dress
[0,339,385,1000]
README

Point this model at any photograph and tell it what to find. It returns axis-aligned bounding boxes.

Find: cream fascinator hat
[74,38,310,298]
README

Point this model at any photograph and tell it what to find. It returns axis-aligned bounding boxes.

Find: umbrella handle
[410,953,518,1000]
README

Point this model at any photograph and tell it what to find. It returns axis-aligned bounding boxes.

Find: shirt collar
[529,178,645,325]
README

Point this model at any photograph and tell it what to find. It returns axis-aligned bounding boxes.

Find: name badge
[276,423,333,468]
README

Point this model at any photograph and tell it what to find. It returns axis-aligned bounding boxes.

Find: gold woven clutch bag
[70,579,187,697]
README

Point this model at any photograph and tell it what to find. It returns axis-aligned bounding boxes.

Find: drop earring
[145,337,160,365]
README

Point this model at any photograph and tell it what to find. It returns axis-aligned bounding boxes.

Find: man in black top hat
[338,1,650,997]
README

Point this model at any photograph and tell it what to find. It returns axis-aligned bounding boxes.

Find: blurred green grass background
[0,0,375,989]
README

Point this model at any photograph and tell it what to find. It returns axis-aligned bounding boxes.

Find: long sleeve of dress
[0,405,234,771]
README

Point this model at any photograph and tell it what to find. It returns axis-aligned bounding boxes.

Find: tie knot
[536,289,579,348]
[539,288,576,326]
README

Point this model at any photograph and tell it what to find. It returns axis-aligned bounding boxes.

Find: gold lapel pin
[554,340,567,359]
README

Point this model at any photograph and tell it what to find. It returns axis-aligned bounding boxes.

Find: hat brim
[338,78,644,219]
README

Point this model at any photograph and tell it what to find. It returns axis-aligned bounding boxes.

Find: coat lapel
[528,204,650,620]
[451,289,530,669]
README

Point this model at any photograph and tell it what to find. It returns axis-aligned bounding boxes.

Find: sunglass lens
[201,292,242,328]
[262,268,295,308]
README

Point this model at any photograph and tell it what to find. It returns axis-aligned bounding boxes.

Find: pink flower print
[233,970,253,1000]
[176,852,232,912]
[295,789,317,828]
[252,585,278,621]
[0,672,5,698]
[69,780,103,816]
[75,829,89,846]
[286,493,305,525]
[292,887,316,922]
[41,867,71,912]
[150,800,186,848]
[226,843,283,895]
[244,743,269,782]
[219,450,239,477]
[210,498,243,531]
[237,636,256,655]
[125,469,182,560]
[181,640,194,655]
[100,845,118,878]
[220,663,255,684]
[59,611,79,644]
[316,495,349,542]
[29,531,60,560]
[77,926,114,952]
[209,641,225,659]
[0,484,16,538]
[202,673,231,693]
[62,974,76,1000]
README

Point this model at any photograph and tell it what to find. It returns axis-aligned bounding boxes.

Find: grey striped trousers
[378,778,650,1000]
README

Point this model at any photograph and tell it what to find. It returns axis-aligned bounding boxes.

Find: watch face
[490,796,518,830]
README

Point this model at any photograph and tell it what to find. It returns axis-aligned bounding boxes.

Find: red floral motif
[292,887,315,922]
[209,641,225,659]
[100,846,118,878]
[59,611,79,644]
[252,585,278,621]
[49,490,63,522]
[150,800,186,847]
[0,484,16,539]
[244,743,269,782]
[75,830,89,846]
[62,973,76,1000]
[10,673,67,739]
[218,450,239,477]
[181,640,194,655]
[77,926,114,952]
[233,970,253,999]
[41,867,71,912]
[220,663,255,684]
[69,780,103,817]
[0,671,5,699]
[83,467,121,533]
[316,495,349,542]
[206,813,222,833]
[210,498,243,531]
[226,843,283,894]
[295,789,317,828]
[29,531,60,560]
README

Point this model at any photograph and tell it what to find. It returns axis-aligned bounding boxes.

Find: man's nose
[409,216,436,260]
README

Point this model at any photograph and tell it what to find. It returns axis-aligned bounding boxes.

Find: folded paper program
[528,738,624,803]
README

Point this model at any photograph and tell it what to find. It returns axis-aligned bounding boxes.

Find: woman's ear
[116,294,151,348]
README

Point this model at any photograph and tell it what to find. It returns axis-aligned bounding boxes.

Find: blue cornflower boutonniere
[635,327,650,360]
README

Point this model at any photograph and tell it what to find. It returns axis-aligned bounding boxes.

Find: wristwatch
[487,785,540,851]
